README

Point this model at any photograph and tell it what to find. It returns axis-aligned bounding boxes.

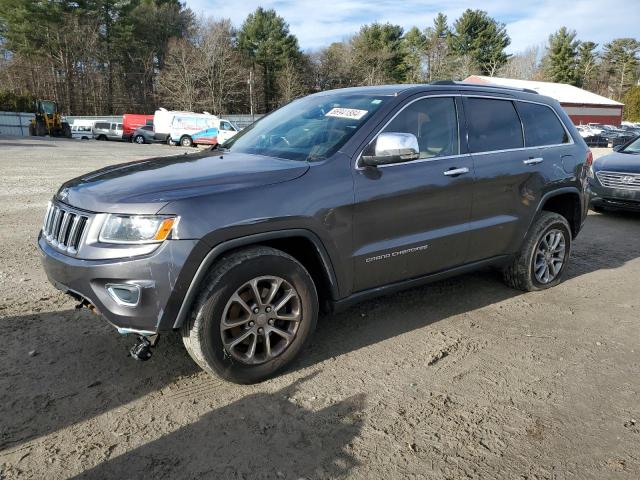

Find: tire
[180,135,193,147]
[503,211,572,291]
[182,246,318,384]
[97,135,107,141]
[167,137,176,146]
[591,205,606,213]
[134,135,145,144]
[62,123,72,138]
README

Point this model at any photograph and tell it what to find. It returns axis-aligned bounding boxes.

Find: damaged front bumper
[38,234,199,334]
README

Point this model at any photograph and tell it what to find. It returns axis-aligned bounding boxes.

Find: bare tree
[450,54,479,80]
[277,58,306,105]
[196,18,247,114]
[157,38,200,111]
[498,46,540,80]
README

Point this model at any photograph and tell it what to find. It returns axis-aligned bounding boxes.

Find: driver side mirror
[361,132,420,167]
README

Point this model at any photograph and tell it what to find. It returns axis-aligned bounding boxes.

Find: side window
[221,121,231,131]
[382,97,459,159]
[117,123,123,130]
[517,102,569,146]
[466,98,523,152]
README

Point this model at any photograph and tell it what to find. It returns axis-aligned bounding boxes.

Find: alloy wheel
[533,229,566,284]
[220,276,302,365]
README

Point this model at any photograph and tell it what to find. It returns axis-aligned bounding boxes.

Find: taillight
[586,150,594,178]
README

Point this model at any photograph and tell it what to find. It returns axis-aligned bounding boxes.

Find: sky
[185,0,640,54]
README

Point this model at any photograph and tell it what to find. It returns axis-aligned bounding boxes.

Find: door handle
[523,157,544,165]
[443,167,470,176]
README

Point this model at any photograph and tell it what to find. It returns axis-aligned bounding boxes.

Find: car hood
[594,151,640,173]
[57,150,309,214]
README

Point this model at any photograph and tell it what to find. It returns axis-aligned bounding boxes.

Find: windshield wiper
[209,144,229,153]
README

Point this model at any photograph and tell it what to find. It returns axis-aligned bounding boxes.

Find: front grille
[596,171,640,191]
[42,202,90,255]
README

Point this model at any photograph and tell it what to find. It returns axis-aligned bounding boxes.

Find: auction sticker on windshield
[325,108,368,120]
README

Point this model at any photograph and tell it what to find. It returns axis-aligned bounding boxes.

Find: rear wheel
[182,246,318,384]
[503,211,572,291]
[180,135,193,147]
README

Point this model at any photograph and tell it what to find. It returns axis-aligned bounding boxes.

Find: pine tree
[424,13,453,81]
[576,41,598,89]
[602,38,640,100]
[402,27,426,83]
[544,27,579,85]
[449,9,510,76]
[352,23,406,85]
[238,7,301,112]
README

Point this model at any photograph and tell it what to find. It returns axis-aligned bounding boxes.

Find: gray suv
[39,83,590,383]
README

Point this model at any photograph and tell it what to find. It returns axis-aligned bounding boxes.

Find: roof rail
[429,80,539,95]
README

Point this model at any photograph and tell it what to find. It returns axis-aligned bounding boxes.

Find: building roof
[464,75,623,106]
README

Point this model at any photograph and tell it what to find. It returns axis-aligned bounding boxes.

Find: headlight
[99,215,178,244]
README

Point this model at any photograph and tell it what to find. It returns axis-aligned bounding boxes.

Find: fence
[0,111,36,136]
[1,112,264,137]
[65,114,263,129]
[226,114,264,129]
[64,115,122,125]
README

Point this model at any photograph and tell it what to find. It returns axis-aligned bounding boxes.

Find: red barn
[464,75,624,126]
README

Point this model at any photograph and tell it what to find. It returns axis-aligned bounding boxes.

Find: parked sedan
[589,135,640,212]
[131,125,163,144]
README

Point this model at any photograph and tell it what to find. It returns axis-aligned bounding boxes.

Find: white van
[71,120,95,140]
[153,108,188,143]
[154,108,239,147]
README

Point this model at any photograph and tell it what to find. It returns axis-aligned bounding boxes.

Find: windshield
[40,101,57,115]
[222,93,389,161]
[621,136,640,154]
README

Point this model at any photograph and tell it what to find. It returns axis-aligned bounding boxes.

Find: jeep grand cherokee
[39,82,591,384]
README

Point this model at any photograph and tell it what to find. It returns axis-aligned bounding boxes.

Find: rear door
[463,96,566,263]
[352,96,474,291]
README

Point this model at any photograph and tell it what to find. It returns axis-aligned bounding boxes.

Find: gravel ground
[0,138,639,479]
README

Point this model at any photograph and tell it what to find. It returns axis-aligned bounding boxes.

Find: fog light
[106,283,141,307]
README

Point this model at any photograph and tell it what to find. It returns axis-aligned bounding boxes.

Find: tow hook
[74,299,98,314]
[130,334,159,361]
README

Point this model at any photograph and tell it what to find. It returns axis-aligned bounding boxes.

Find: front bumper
[589,178,640,211]
[39,234,199,333]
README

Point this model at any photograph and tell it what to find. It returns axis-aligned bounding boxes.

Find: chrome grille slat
[41,202,90,255]
[57,212,71,244]
[596,171,640,191]
[66,215,81,253]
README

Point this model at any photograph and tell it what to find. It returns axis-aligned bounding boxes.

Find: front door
[352,96,474,292]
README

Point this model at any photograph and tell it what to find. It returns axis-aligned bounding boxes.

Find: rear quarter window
[466,98,523,153]
[516,102,569,146]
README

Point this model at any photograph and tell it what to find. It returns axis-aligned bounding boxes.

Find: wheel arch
[537,188,583,238]
[172,229,339,329]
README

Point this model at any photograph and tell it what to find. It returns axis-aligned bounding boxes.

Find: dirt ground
[0,137,639,479]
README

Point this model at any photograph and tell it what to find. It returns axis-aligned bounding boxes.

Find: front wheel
[182,246,318,384]
[503,211,572,291]
[134,135,145,144]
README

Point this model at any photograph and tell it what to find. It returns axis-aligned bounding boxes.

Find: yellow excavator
[28,99,72,138]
